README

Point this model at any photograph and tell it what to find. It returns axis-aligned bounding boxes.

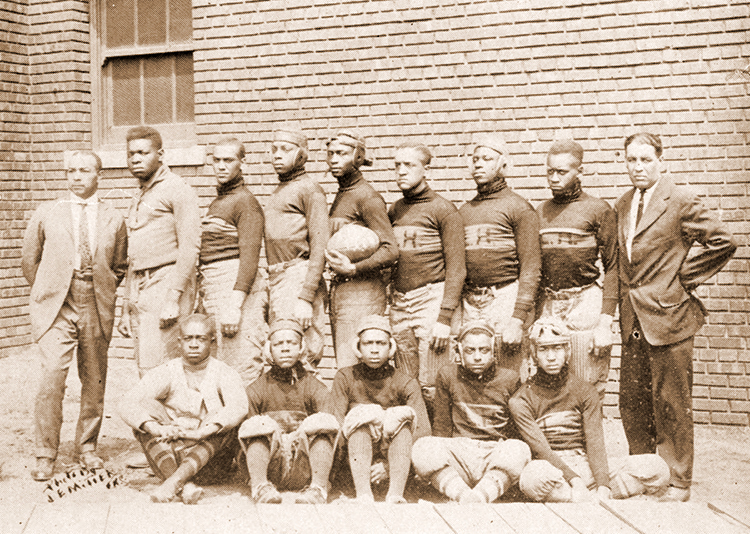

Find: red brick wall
[8,0,750,425]
[0,1,30,357]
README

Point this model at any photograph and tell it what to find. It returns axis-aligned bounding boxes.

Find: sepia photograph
[0,0,748,532]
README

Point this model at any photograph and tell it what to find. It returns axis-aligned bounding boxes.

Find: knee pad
[299,412,339,437]
[488,439,531,481]
[519,460,565,502]
[611,454,671,498]
[382,405,416,440]
[238,415,281,444]
[342,404,385,440]
[411,436,450,479]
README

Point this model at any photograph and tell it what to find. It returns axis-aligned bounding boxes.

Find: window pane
[111,58,141,126]
[169,0,192,42]
[175,53,194,122]
[137,0,166,45]
[106,0,135,48]
[143,55,173,124]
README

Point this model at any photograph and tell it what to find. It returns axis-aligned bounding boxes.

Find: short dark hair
[214,137,246,160]
[548,140,583,166]
[624,132,662,158]
[69,150,102,173]
[126,126,163,151]
[179,313,216,339]
[397,142,432,166]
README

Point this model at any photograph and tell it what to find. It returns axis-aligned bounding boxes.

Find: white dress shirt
[69,192,99,270]
[626,182,658,262]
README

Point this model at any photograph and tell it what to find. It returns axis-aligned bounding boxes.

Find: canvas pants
[268,258,326,366]
[538,283,611,401]
[201,258,267,386]
[129,263,196,376]
[330,275,387,369]
[390,281,450,393]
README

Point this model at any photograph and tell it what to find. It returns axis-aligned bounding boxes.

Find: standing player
[388,143,465,411]
[199,138,266,386]
[458,134,541,376]
[536,140,616,400]
[264,128,329,365]
[118,126,201,376]
[325,131,398,368]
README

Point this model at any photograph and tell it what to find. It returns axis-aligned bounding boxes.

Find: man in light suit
[616,133,736,502]
[22,151,128,481]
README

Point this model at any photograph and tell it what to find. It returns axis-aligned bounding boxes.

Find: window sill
[96,145,206,170]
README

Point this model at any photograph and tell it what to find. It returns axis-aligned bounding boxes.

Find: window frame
[90,0,202,168]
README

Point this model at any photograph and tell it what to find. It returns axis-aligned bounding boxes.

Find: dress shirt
[69,192,99,270]
[627,181,658,262]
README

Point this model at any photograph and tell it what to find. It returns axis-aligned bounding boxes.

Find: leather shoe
[80,451,104,470]
[30,458,54,481]
[658,485,690,502]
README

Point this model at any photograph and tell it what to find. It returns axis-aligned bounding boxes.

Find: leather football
[327,224,380,262]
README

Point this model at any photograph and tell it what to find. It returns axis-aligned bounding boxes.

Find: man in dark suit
[22,151,128,480]
[615,133,736,501]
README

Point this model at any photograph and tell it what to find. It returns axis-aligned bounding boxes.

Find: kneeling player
[512,319,670,502]
[239,319,338,504]
[411,320,531,503]
[119,314,248,503]
[327,315,430,503]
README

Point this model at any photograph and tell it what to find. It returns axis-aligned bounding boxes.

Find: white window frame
[89,0,203,168]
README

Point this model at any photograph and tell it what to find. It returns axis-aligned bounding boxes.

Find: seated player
[327,315,430,503]
[411,320,531,503]
[238,319,339,504]
[119,313,248,503]
[511,318,670,502]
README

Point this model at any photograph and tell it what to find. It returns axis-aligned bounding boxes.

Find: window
[92,0,197,153]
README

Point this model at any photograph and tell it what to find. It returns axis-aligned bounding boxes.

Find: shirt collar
[138,165,169,193]
[354,361,395,380]
[458,362,497,383]
[635,178,660,210]
[336,169,365,191]
[69,192,99,205]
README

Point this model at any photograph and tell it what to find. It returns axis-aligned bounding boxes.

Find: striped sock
[433,467,472,502]
[474,470,510,503]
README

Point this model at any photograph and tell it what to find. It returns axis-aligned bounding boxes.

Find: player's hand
[570,477,593,502]
[500,317,524,347]
[370,461,388,485]
[220,306,241,338]
[118,307,132,338]
[325,249,356,277]
[159,290,181,329]
[596,486,612,501]
[592,315,613,357]
[146,423,181,442]
[294,299,313,330]
[430,322,451,352]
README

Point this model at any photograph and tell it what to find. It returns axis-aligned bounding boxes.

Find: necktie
[635,189,645,228]
[79,203,93,270]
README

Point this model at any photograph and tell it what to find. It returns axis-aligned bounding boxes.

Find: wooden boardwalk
[3,501,749,534]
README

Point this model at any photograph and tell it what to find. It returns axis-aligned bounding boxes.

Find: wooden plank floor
[1,501,747,534]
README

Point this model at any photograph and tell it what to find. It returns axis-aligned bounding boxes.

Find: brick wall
[5,0,750,425]
[0,1,30,357]
[191,0,750,424]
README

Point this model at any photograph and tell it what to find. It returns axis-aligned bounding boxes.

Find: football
[327,224,380,263]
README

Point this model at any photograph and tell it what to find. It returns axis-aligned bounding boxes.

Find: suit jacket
[615,175,736,346]
[22,197,128,342]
